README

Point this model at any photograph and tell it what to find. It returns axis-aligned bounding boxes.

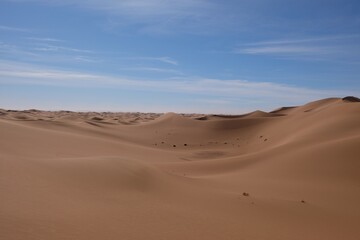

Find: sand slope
[1,97,360,240]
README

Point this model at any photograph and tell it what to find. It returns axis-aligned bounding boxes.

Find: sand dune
[1,97,360,240]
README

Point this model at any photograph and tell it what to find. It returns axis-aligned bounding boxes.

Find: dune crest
[1,97,360,240]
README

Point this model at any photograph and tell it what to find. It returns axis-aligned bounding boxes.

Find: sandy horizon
[1,96,360,240]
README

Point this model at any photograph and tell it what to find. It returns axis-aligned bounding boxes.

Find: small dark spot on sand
[260,136,263,138]
[161,141,165,144]
[224,142,228,144]
[243,192,250,197]
[301,200,306,203]
[91,116,103,121]
[173,145,176,147]
[264,139,268,141]
[184,143,187,146]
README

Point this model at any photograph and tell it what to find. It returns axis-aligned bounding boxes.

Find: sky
[0,0,359,113]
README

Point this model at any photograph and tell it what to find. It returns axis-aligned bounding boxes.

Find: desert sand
[1,97,360,240]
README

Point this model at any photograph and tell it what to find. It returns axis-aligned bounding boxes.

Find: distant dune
[1,97,360,240]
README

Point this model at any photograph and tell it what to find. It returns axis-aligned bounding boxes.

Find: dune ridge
[1,97,360,240]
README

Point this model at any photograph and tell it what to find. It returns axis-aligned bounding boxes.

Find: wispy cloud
[33,44,93,53]
[5,0,221,34]
[0,41,99,65]
[0,25,31,32]
[120,67,182,74]
[91,0,212,17]
[0,42,38,57]
[26,37,64,42]
[239,35,360,47]
[0,60,356,106]
[3,37,177,66]
[127,56,178,65]
[235,35,360,61]
[191,99,231,105]
[236,46,331,55]
[1,40,179,70]
[73,56,102,63]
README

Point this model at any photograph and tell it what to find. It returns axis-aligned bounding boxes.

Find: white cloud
[73,56,102,63]
[0,60,355,106]
[7,0,212,16]
[191,99,231,105]
[33,44,93,53]
[127,56,178,66]
[236,46,329,55]
[0,42,38,57]
[0,41,101,65]
[235,35,360,60]
[0,25,31,32]
[239,35,360,47]
[57,0,212,18]
[156,57,178,66]
[120,67,182,74]
[26,37,64,42]
[5,0,220,34]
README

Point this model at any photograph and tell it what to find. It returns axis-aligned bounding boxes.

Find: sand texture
[1,97,360,240]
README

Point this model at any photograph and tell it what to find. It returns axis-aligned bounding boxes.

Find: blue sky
[0,0,359,113]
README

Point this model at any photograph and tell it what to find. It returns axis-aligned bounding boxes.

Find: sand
[1,97,360,240]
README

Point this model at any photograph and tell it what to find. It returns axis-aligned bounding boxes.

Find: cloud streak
[0,60,355,106]
[0,25,31,32]
[26,37,65,42]
[0,40,102,66]
[239,35,360,47]
[0,42,38,57]
[16,0,211,17]
[127,56,178,65]
[235,35,360,61]
[33,44,93,53]
[120,67,182,74]
[4,0,221,34]
[236,46,330,55]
